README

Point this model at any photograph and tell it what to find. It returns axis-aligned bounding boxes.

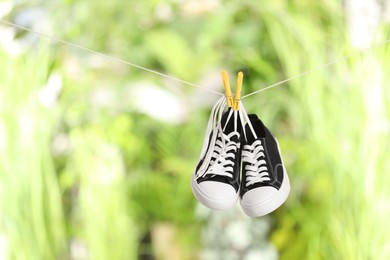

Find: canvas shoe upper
[240,114,290,217]
[192,98,242,210]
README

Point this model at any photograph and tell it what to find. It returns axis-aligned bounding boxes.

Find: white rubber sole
[240,171,290,217]
[240,139,290,217]
[191,176,238,210]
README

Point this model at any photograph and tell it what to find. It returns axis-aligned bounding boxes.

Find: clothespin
[221,70,234,107]
[234,71,243,110]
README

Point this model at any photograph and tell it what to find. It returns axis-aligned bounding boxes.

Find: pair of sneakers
[192,96,290,217]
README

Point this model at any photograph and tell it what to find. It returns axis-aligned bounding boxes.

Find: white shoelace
[238,103,271,186]
[196,96,240,178]
[196,97,267,181]
[242,140,271,187]
[206,132,240,178]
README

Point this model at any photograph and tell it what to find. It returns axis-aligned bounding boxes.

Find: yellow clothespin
[221,70,234,107]
[234,71,243,110]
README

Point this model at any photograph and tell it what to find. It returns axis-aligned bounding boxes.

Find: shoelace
[236,103,273,187]
[206,131,240,178]
[196,96,227,177]
[196,95,243,178]
[196,97,261,181]
[242,139,271,187]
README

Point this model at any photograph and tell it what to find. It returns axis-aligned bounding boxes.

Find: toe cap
[193,180,238,210]
[198,181,237,200]
[241,186,277,207]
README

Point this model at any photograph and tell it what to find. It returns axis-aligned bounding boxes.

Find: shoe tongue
[220,109,231,126]
[221,109,241,135]
[245,124,257,144]
[245,114,266,143]
[225,132,239,143]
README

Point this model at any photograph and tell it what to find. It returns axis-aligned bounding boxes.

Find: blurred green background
[1,0,390,259]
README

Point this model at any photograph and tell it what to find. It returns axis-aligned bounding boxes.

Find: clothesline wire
[0,19,223,96]
[242,39,390,99]
[1,19,390,99]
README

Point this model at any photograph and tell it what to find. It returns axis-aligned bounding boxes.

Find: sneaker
[192,105,242,210]
[240,114,290,217]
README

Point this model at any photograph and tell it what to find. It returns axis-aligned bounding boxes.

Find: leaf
[145,29,195,80]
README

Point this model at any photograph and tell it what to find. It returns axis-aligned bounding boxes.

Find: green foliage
[0,48,66,259]
[146,29,196,79]
[2,0,390,259]
[68,126,136,260]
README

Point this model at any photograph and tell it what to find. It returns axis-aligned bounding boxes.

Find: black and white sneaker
[240,114,290,217]
[192,97,242,210]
